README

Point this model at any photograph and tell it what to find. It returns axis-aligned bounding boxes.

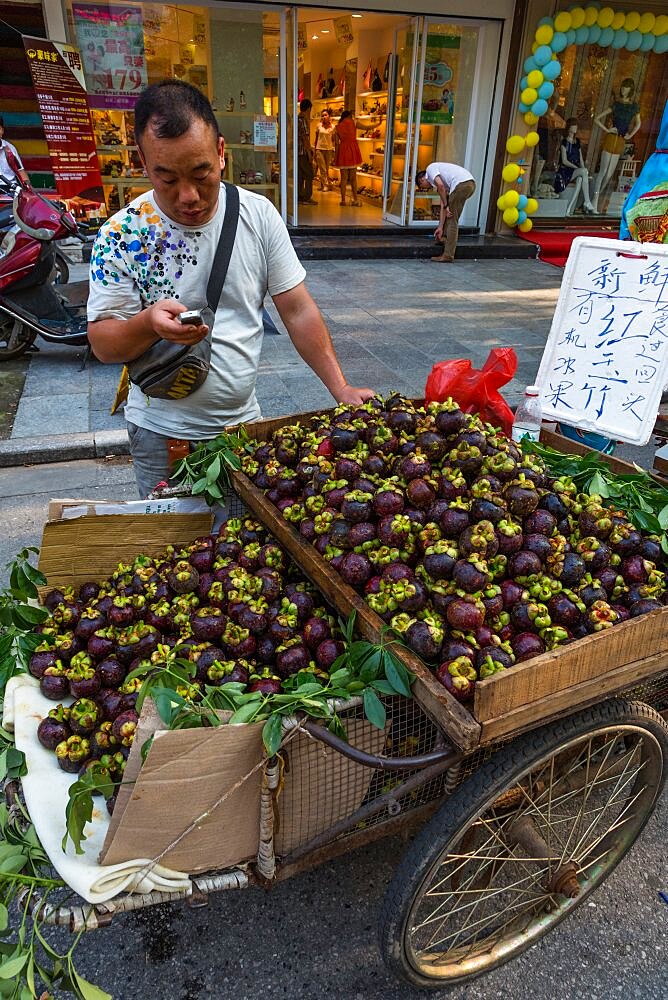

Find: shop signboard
[297,26,308,53]
[72,3,147,110]
[22,36,104,210]
[334,16,354,47]
[420,34,460,125]
[253,116,278,152]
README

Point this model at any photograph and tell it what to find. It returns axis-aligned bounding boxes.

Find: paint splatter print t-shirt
[88,185,305,438]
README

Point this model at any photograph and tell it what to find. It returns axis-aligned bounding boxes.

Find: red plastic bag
[424,348,517,435]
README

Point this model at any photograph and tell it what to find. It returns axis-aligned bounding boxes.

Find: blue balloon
[542,60,562,81]
[611,29,628,49]
[517,195,528,210]
[538,16,553,27]
[518,101,529,113]
[538,81,555,100]
[531,98,549,117]
[550,31,568,52]
[517,211,528,225]
[640,32,655,52]
[524,56,537,74]
[534,44,553,66]
[520,75,529,90]
[599,26,614,46]
[575,26,589,45]
[626,30,642,51]
[588,25,602,44]
[654,35,668,54]
[566,29,576,45]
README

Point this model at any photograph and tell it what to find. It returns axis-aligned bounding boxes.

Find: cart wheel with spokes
[0,313,36,360]
[379,700,667,989]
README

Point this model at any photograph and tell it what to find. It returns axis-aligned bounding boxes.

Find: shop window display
[529,41,664,221]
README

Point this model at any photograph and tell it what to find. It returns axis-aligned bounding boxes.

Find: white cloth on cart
[6,675,192,904]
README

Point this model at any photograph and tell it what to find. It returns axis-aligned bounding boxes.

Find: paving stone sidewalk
[1,257,562,465]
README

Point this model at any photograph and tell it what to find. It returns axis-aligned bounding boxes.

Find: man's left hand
[334,384,376,405]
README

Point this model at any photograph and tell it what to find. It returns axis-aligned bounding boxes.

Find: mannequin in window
[529,84,564,197]
[554,118,595,214]
[591,78,641,213]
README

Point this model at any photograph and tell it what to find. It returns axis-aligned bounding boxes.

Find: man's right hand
[147,299,209,344]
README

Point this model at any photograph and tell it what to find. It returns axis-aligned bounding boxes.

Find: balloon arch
[497,6,668,231]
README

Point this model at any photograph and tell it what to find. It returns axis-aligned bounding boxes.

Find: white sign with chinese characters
[536,237,668,446]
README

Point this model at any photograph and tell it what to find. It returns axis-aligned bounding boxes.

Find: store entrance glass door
[408,19,502,227]
[285,7,298,224]
[382,19,421,225]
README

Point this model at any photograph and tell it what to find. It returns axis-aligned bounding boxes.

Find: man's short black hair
[299,99,312,113]
[0,116,4,129]
[415,170,428,187]
[134,80,219,145]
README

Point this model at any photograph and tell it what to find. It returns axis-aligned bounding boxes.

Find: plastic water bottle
[512,385,542,443]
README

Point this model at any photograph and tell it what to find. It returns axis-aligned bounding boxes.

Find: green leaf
[13,604,48,626]
[20,562,46,587]
[262,713,283,756]
[0,906,7,934]
[327,715,348,742]
[0,954,28,979]
[228,701,262,724]
[63,781,95,855]
[69,965,112,1000]
[384,654,412,698]
[0,854,27,874]
[658,504,668,530]
[328,667,352,687]
[190,477,208,496]
[363,688,386,730]
[588,471,609,497]
[205,456,221,484]
[371,679,397,696]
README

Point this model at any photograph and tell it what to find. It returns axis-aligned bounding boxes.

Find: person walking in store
[87,80,373,498]
[416,162,476,262]
[0,116,29,192]
[334,110,362,207]
[314,109,336,192]
[297,99,317,205]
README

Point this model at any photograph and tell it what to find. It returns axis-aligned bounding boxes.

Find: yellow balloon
[524,111,539,126]
[584,6,599,28]
[624,12,640,32]
[654,14,668,35]
[597,7,615,29]
[527,69,544,88]
[518,219,534,233]
[521,87,538,106]
[531,40,538,53]
[503,207,520,227]
[570,7,585,29]
[526,198,539,214]
[505,189,520,208]
[638,13,655,33]
[496,194,508,211]
[611,11,625,30]
[506,134,525,155]
[525,131,540,148]
[502,163,521,183]
[535,25,554,46]
[554,11,572,32]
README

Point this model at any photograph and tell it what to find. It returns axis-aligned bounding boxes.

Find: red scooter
[0,186,89,359]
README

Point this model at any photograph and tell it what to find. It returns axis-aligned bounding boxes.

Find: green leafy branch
[170,428,252,505]
[0,550,49,696]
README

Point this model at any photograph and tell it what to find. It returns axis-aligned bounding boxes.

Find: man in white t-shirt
[416,162,476,263]
[87,81,373,497]
[0,116,29,191]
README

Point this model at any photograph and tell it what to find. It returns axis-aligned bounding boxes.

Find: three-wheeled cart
[7,424,668,991]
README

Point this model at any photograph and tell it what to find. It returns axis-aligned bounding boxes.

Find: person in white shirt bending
[416,162,476,262]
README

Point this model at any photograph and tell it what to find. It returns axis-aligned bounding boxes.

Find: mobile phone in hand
[179,309,205,326]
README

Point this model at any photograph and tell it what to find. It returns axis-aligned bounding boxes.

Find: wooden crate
[230,409,668,751]
[38,511,214,592]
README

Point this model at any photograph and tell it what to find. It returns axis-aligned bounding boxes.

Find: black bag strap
[206,181,240,313]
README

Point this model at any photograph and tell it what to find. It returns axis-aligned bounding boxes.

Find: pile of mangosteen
[29,517,345,797]
[240,395,666,703]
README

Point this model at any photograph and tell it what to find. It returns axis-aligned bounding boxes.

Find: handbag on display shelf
[127,183,239,400]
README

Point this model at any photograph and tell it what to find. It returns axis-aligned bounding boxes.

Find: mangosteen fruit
[37,709,71,751]
[446,597,484,632]
[339,551,372,591]
[510,632,546,662]
[40,665,70,701]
